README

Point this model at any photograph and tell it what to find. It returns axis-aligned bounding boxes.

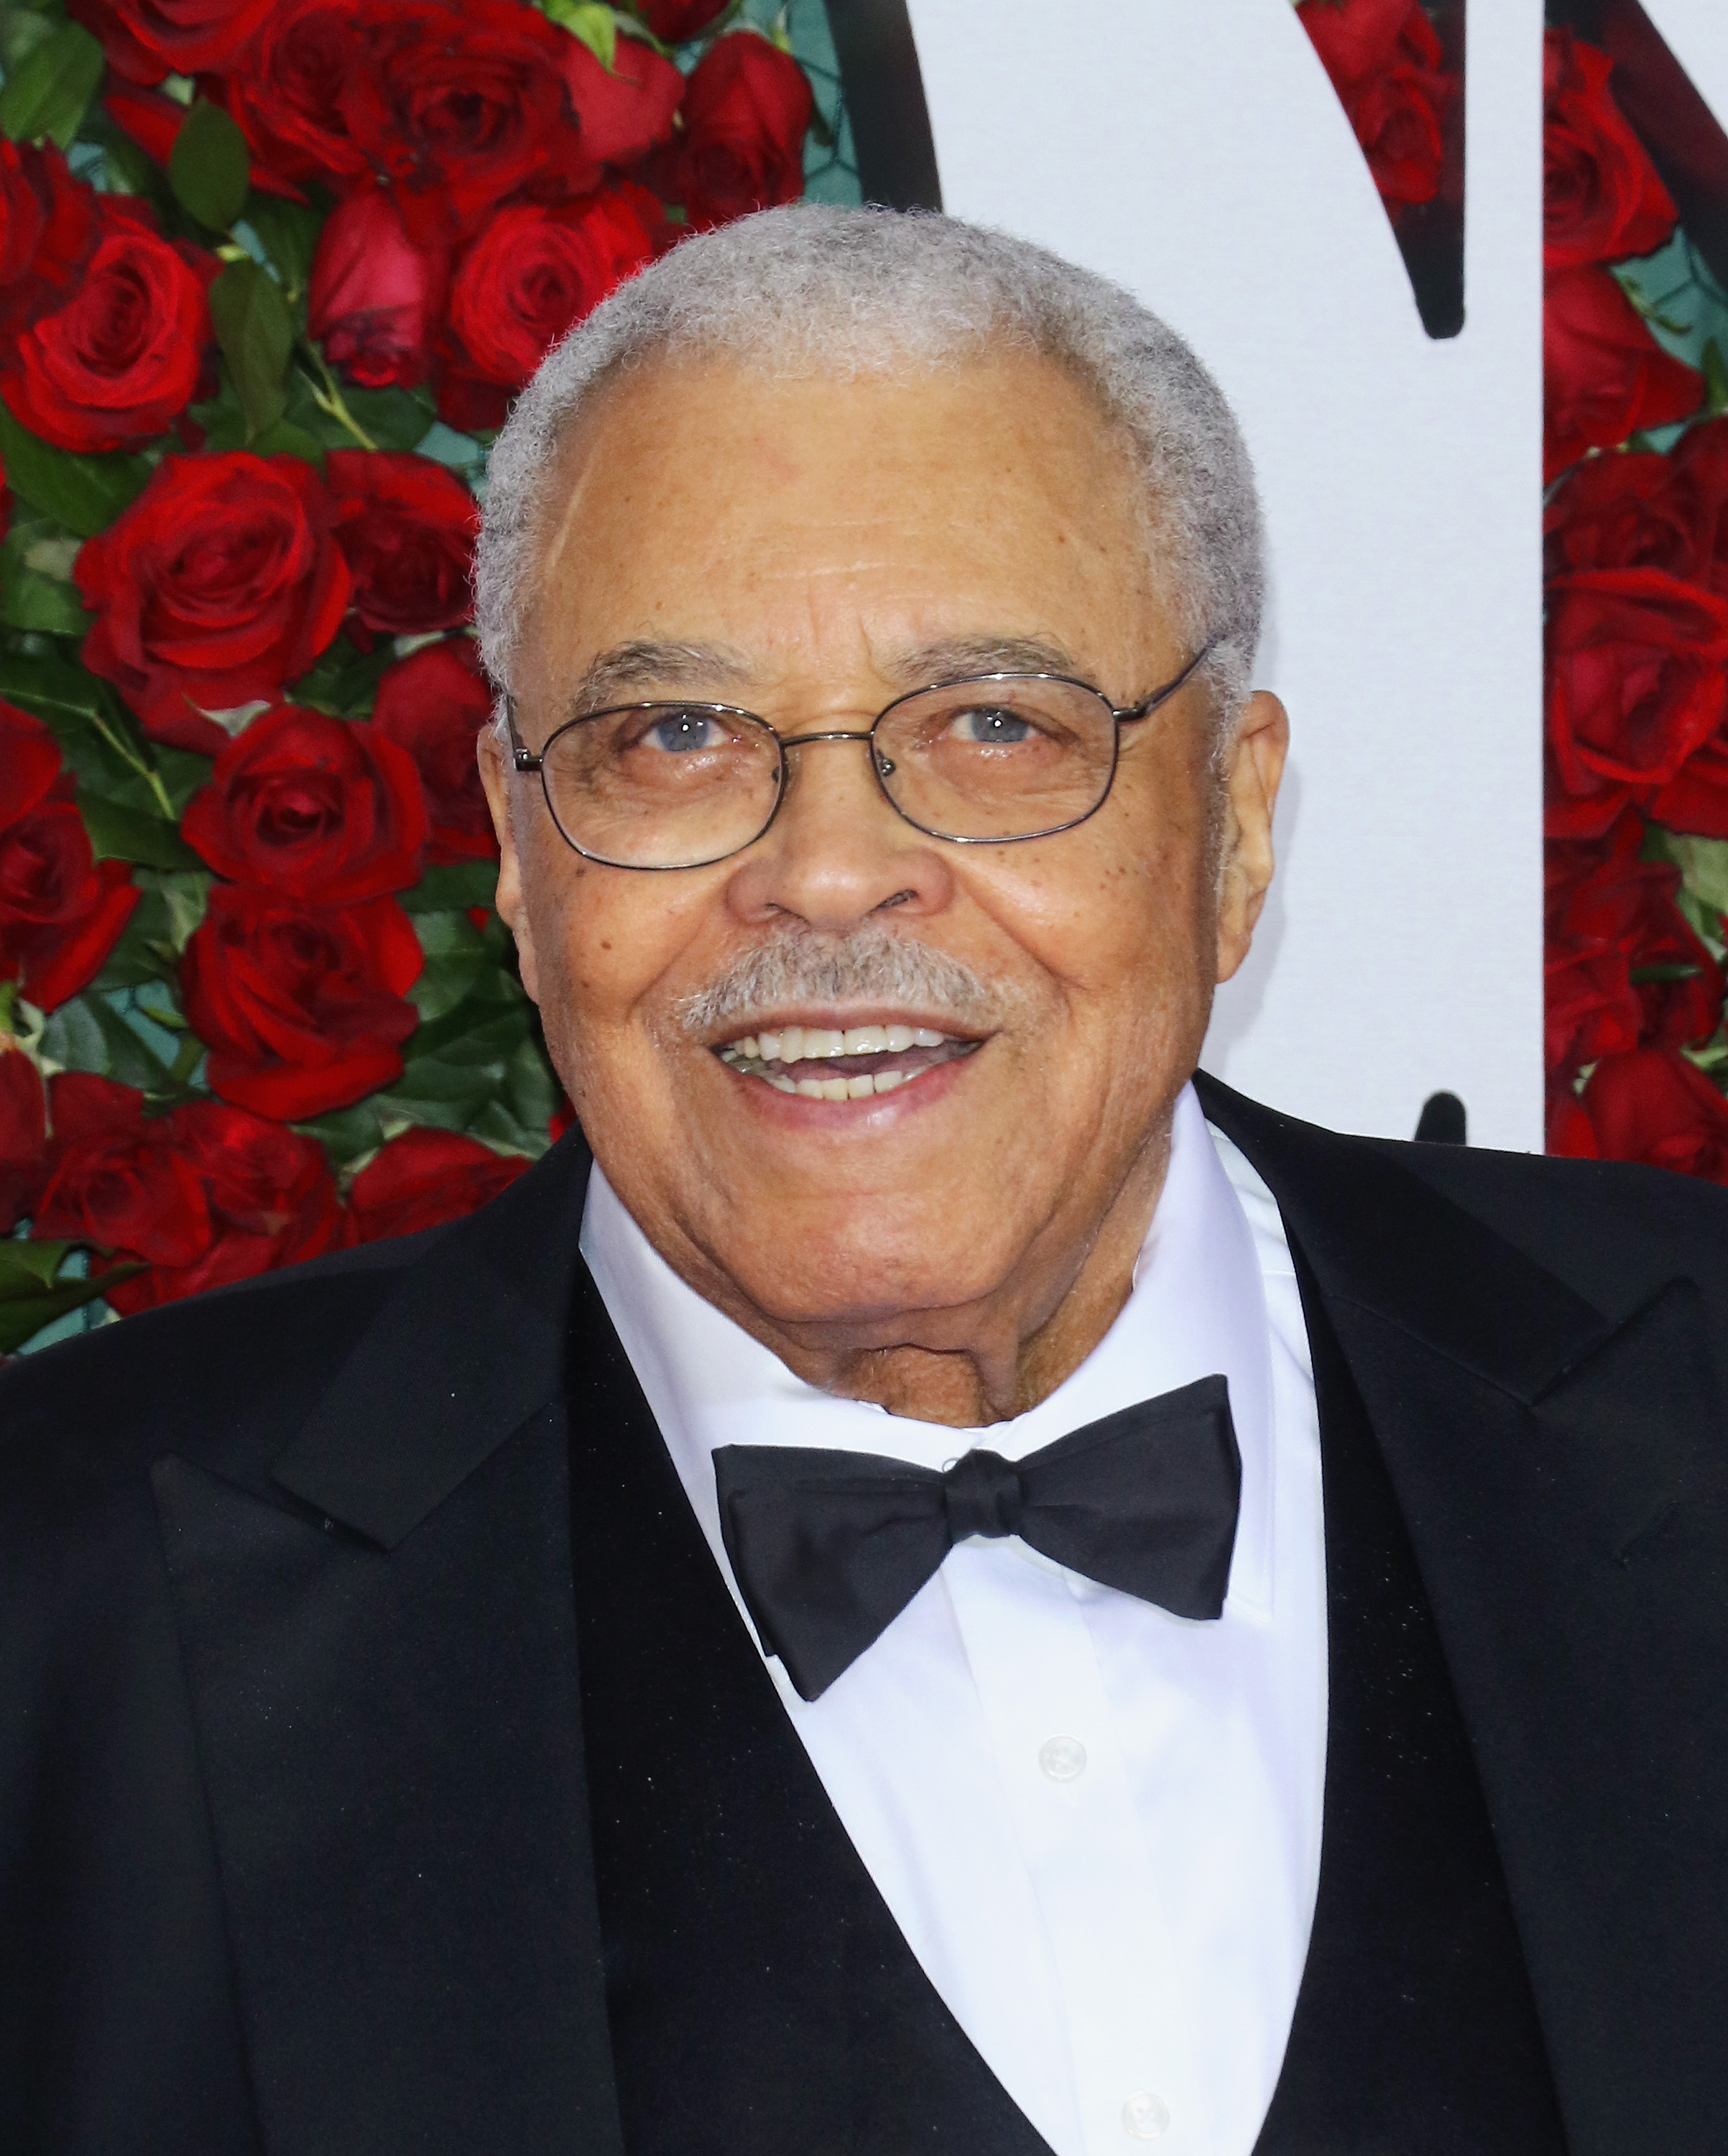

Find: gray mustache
[675,926,1017,1038]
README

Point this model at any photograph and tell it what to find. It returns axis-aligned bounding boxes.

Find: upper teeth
[731,1023,946,1062]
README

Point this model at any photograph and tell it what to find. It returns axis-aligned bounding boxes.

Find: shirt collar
[579,1081,1276,1615]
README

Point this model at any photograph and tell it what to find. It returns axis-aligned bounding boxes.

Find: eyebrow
[882,635,1090,689]
[568,640,754,717]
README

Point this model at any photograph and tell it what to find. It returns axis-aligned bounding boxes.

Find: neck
[682,1119,1174,1429]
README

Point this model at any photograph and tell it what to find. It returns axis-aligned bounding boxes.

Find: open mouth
[714,1023,981,1100]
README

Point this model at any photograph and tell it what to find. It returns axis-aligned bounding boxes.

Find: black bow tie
[713,1374,1241,1701]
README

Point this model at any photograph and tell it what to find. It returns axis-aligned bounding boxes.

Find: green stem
[86,708,177,820]
[299,345,376,451]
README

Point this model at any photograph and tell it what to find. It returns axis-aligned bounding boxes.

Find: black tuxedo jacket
[2,1076,1726,2156]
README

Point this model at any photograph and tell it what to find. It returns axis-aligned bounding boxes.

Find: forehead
[520,351,1168,697]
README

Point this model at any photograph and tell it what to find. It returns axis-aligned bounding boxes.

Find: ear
[477,724,542,1006]
[1214,691,1289,985]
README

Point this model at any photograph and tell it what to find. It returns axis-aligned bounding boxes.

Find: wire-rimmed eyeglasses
[504,643,1214,872]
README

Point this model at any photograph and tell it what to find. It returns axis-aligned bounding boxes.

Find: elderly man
[3,208,1725,2156]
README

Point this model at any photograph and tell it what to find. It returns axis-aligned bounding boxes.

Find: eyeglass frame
[502,638,1216,871]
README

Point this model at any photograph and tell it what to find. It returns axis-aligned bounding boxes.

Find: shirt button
[1038,1734,1087,1782]
[1122,2091,1170,2140]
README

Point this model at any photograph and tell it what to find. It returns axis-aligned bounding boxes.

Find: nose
[721,724,957,933]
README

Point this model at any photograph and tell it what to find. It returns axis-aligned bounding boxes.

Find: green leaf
[167,98,251,231]
[241,197,324,300]
[38,990,173,1091]
[338,384,437,453]
[0,406,152,540]
[0,1239,77,1294]
[0,1257,144,1355]
[1666,831,1728,917]
[247,416,325,470]
[399,860,500,913]
[286,632,390,717]
[1704,338,1728,420]
[0,19,103,149]
[209,259,294,439]
[78,793,203,872]
[541,0,616,66]
[0,522,87,633]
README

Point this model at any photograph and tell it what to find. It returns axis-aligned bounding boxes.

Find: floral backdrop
[3,0,1726,1358]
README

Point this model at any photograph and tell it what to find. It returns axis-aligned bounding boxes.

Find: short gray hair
[475,204,1265,731]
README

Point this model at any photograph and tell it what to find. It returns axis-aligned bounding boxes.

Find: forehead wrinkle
[569,639,756,717]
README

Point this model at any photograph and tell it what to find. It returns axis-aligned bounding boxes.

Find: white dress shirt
[580,1082,1327,2156]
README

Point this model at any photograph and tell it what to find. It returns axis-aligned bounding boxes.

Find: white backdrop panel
[905,0,1543,1148]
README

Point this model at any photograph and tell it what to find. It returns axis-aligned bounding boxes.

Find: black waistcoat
[565,1250,1568,2154]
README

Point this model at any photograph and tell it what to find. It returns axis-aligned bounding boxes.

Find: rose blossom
[32,1074,349,1309]
[349,1125,527,1243]
[308,188,449,393]
[1543,267,1703,483]
[1647,732,1728,839]
[637,0,726,43]
[0,707,138,1018]
[0,1041,47,1233]
[1544,451,1696,581]
[1543,29,1676,272]
[0,198,215,454]
[68,0,277,81]
[325,451,479,638]
[75,451,352,755]
[1545,811,1722,1079]
[370,640,498,865]
[1578,1046,1728,1183]
[222,0,371,190]
[437,187,660,431]
[1546,568,1728,837]
[1297,0,1456,210]
[0,140,96,333]
[339,0,602,246]
[560,31,687,168]
[182,706,429,903]
[674,32,814,231]
[181,885,422,1120]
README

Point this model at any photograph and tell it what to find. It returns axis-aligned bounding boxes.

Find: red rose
[65,0,277,83]
[1297,0,1455,210]
[0,140,96,333]
[1545,812,1722,1079]
[182,705,428,901]
[0,699,64,831]
[308,187,449,393]
[1543,29,1676,272]
[1543,451,1696,580]
[1647,732,1728,839]
[33,1075,348,1309]
[560,29,686,167]
[339,0,601,247]
[1543,267,1702,483]
[75,451,352,755]
[1578,1046,1728,1182]
[222,0,371,190]
[436,187,660,432]
[0,791,139,1014]
[675,32,813,231]
[370,640,498,865]
[325,450,478,638]
[0,200,215,454]
[637,0,726,42]
[0,1041,47,1233]
[1546,568,1728,837]
[349,1125,527,1242]
[1547,1081,1599,1158]
[181,885,422,1119]
[1668,419,1728,594]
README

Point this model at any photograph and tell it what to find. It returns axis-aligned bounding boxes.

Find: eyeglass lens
[535,678,1122,870]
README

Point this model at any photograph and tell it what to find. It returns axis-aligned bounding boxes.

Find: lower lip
[717,1047,977,1125]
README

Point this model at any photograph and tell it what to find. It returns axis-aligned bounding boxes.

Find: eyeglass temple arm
[502,694,542,773]
[1115,637,1218,724]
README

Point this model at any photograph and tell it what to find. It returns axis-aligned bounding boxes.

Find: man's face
[482,351,1285,1417]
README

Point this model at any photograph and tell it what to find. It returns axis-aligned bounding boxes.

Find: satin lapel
[1196,1075,1728,2155]
[152,1133,624,2156]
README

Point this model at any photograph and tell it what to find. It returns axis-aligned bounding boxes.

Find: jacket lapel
[153,1135,625,2156]
[1196,1074,1728,2156]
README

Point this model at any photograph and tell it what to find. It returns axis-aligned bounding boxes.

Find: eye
[643,710,726,754]
[945,704,1038,746]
